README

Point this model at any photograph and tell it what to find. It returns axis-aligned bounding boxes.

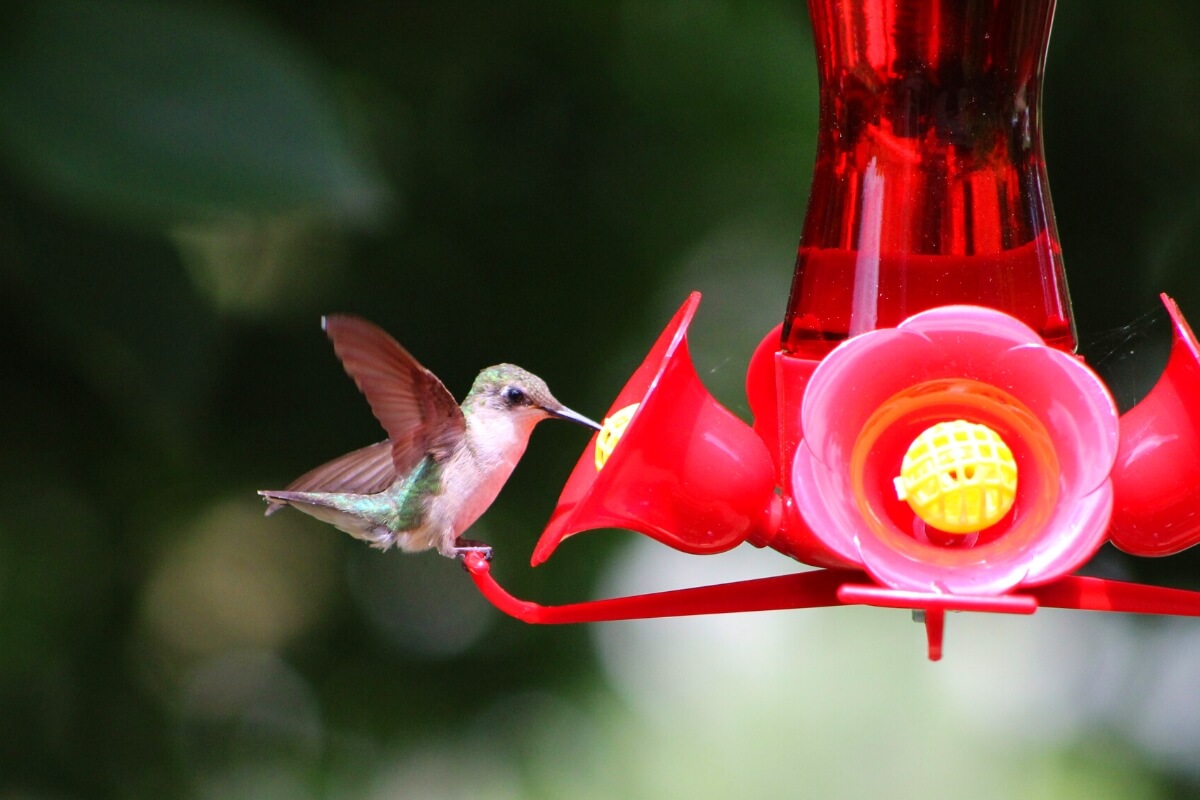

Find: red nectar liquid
[783,0,1074,358]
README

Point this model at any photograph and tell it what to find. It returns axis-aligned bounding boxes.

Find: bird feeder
[462,0,1200,660]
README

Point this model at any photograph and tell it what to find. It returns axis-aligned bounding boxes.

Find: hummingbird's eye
[502,386,527,406]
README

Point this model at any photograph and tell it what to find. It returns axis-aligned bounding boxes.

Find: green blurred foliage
[1,0,1199,797]
[0,0,385,226]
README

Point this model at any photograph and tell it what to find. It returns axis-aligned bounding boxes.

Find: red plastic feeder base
[463,553,1200,662]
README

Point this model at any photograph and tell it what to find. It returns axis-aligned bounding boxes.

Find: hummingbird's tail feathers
[258,489,321,507]
[257,489,400,549]
[258,489,299,517]
[261,493,288,516]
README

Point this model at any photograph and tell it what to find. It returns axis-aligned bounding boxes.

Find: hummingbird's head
[466,364,600,432]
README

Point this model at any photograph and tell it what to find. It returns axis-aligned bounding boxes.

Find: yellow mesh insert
[595,403,640,471]
[893,419,1018,534]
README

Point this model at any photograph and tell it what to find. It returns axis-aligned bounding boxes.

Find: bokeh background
[3,1,1200,797]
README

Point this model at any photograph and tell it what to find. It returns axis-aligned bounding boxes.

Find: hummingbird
[259,314,600,559]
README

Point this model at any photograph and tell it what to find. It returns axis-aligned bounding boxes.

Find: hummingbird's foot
[452,538,493,564]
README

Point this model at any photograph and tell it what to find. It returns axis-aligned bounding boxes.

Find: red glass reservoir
[783,0,1075,357]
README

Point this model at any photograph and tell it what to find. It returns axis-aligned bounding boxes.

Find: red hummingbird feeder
[462,0,1200,660]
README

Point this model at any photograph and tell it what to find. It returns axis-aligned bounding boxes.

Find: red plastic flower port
[1108,296,1200,556]
[532,293,780,566]
[792,306,1120,596]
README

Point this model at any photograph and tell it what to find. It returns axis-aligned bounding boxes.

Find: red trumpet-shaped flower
[792,306,1120,596]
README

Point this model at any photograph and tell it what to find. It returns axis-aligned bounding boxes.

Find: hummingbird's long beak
[549,405,602,431]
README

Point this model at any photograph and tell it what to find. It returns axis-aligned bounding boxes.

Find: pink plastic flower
[792,306,1120,596]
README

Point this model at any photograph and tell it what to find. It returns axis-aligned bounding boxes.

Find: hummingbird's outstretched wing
[323,314,466,476]
[263,440,396,516]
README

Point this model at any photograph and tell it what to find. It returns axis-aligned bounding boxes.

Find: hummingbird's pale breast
[442,406,542,540]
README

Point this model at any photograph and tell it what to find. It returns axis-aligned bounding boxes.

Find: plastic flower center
[893,420,1018,534]
[594,403,639,471]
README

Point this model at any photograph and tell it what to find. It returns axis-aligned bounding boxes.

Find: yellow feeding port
[595,403,640,471]
[893,419,1018,534]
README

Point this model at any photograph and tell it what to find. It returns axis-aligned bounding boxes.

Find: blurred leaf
[0,0,387,227]
[171,214,346,316]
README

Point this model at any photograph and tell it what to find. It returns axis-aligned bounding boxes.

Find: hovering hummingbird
[259,314,600,559]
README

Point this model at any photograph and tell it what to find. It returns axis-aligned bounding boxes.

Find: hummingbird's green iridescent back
[388,456,443,532]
